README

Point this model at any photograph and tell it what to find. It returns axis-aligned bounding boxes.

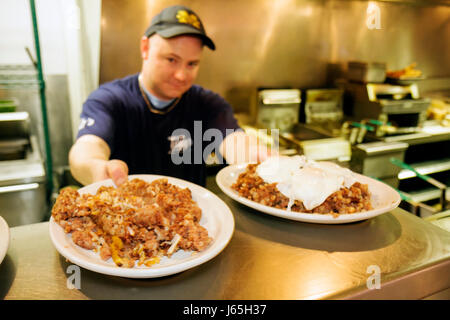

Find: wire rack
[0,64,40,89]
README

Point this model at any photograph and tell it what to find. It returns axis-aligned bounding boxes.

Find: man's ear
[140,36,150,59]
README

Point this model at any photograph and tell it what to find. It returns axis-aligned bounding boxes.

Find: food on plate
[386,62,422,79]
[231,156,372,217]
[51,178,211,268]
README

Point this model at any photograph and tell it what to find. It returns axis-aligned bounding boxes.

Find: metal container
[0,180,47,227]
[0,111,48,227]
[0,112,30,138]
[0,138,29,160]
[341,81,431,135]
[304,89,344,124]
[350,141,409,188]
[253,89,301,132]
[0,136,47,227]
[347,61,387,83]
[281,124,352,163]
[299,137,351,162]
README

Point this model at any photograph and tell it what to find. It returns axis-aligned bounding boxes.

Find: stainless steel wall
[100,0,450,113]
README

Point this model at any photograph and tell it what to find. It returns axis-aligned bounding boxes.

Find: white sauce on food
[256,155,358,210]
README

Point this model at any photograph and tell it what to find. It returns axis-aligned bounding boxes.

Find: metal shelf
[408,187,450,203]
[0,64,36,71]
[0,64,40,89]
[0,81,40,88]
[0,0,54,199]
[398,158,450,179]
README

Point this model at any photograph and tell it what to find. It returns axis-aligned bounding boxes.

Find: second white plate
[216,163,401,224]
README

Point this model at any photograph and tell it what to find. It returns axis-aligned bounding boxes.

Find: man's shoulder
[186,85,227,105]
[88,74,139,101]
[188,84,216,96]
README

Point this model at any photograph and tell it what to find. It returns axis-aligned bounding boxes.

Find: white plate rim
[216,163,401,224]
[0,216,10,264]
[49,174,235,278]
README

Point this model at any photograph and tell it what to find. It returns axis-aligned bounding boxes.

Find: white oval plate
[216,163,401,224]
[0,216,10,264]
[49,174,235,278]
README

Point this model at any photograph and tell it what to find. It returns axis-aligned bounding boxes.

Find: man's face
[140,34,203,100]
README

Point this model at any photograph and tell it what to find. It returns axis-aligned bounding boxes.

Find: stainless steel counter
[1,176,450,300]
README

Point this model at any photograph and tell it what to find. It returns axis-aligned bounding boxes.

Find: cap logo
[176,10,201,29]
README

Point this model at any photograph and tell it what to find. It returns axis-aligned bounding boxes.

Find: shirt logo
[176,10,201,29]
[78,117,95,130]
[168,134,193,155]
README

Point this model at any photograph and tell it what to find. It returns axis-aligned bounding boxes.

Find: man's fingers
[106,159,129,186]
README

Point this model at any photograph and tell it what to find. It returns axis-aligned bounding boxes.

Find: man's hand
[248,142,279,162]
[219,131,279,164]
[69,135,129,186]
[106,159,129,186]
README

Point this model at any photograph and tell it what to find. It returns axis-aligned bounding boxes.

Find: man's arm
[219,131,278,164]
[69,134,128,186]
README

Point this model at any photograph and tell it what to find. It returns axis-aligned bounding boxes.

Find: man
[69,5,275,187]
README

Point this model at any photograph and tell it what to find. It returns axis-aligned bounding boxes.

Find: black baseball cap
[144,5,215,50]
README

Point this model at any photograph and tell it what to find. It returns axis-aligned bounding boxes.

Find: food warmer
[342,81,430,135]
[250,88,301,133]
[302,88,344,125]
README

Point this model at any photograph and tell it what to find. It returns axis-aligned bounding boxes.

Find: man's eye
[167,58,176,63]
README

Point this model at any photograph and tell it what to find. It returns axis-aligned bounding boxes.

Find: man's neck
[138,74,175,109]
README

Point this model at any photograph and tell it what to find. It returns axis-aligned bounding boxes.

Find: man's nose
[174,68,188,82]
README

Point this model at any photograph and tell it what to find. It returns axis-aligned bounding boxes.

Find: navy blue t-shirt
[77,73,241,186]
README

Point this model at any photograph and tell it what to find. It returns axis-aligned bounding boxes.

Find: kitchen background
[0,0,449,226]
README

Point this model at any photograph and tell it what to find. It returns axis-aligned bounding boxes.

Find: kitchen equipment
[0,138,29,160]
[390,157,447,215]
[385,76,426,86]
[0,111,47,227]
[398,195,436,218]
[281,124,351,162]
[252,89,301,132]
[0,111,30,138]
[371,176,436,218]
[303,89,343,124]
[389,124,450,205]
[347,61,387,83]
[385,62,425,85]
[342,81,431,135]
[340,121,375,145]
[298,137,351,162]
[349,140,447,217]
[0,112,31,161]
[366,123,450,215]
[350,141,408,188]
